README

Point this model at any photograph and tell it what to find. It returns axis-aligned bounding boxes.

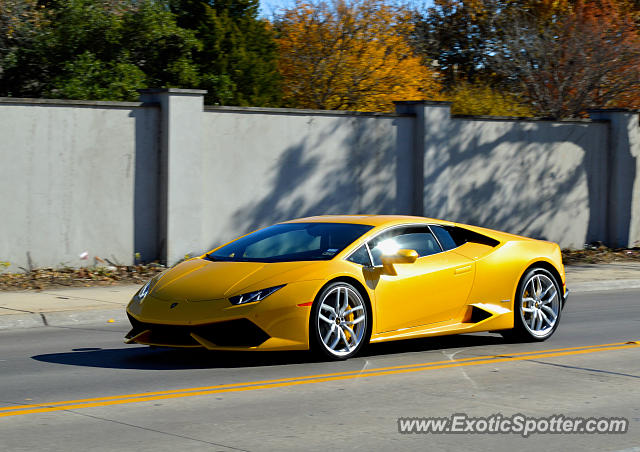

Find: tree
[274,0,443,112]
[411,0,498,90]
[0,0,41,85]
[414,0,640,118]
[449,81,533,116]
[412,0,576,89]
[492,0,640,117]
[50,52,147,101]
[1,0,283,106]
[169,0,281,106]
[0,0,201,100]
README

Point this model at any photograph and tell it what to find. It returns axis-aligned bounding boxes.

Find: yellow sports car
[125,215,568,360]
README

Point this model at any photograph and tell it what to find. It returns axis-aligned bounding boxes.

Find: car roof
[282,215,455,228]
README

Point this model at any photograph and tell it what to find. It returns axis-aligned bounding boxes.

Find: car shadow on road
[31,333,506,370]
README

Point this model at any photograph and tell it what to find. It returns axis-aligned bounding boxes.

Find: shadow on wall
[214,115,399,248]
[608,116,637,248]
[199,108,634,251]
[422,118,610,248]
[132,106,161,262]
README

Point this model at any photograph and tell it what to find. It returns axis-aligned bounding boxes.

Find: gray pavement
[0,288,638,451]
[0,263,639,331]
[0,285,139,330]
[565,262,640,292]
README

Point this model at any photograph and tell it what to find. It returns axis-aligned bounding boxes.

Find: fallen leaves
[562,247,640,265]
[0,263,166,291]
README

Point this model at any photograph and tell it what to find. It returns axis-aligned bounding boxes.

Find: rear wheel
[503,268,562,342]
[310,282,369,360]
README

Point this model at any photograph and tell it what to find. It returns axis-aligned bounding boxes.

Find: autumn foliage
[274,0,443,112]
[416,0,640,117]
[497,0,640,116]
[449,81,534,117]
[575,0,640,111]
[2,0,640,117]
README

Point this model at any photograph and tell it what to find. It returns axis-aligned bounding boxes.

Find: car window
[368,226,442,266]
[430,225,458,251]
[346,245,372,266]
[438,225,500,248]
[207,223,374,263]
[244,229,320,258]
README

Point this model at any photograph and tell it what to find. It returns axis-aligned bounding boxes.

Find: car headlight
[228,284,285,305]
[134,273,162,302]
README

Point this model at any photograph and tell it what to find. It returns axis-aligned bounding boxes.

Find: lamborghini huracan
[125,215,569,360]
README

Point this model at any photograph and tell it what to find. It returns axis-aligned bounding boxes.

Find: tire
[310,281,370,360]
[502,267,562,342]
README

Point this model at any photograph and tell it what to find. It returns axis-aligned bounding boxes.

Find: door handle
[455,265,472,275]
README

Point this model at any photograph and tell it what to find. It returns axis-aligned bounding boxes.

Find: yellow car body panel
[371,251,476,332]
[125,215,567,352]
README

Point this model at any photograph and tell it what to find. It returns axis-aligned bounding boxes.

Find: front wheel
[310,282,370,360]
[503,268,562,342]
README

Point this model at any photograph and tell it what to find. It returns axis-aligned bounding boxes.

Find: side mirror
[381,249,418,276]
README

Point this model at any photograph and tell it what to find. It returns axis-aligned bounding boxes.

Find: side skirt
[370,303,514,343]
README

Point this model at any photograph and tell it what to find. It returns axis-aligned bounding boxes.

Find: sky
[259,0,431,18]
[259,0,295,17]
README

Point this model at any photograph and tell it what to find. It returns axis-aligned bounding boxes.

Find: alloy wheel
[316,284,367,358]
[520,273,560,339]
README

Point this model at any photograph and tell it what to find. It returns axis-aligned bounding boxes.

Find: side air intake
[469,305,493,323]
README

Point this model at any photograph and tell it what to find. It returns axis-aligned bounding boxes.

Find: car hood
[150,258,317,302]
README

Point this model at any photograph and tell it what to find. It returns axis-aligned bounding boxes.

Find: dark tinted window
[347,245,372,266]
[369,226,442,266]
[206,223,374,263]
[445,226,500,247]
[430,225,458,250]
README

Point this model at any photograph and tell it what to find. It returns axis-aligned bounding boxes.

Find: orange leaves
[552,0,640,112]
[418,0,640,116]
[275,0,442,112]
[486,0,640,116]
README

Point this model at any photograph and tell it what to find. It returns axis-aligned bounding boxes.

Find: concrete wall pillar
[589,109,640,247]
[394,101,453,218]
[139,88,207,265]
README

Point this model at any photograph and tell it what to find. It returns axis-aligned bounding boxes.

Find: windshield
[206,223,373,263]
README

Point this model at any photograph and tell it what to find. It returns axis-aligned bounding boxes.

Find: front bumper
[125,315,271,348]
[125,280,323,351]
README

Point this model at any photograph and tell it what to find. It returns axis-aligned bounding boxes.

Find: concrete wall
[589,110,640,249]
[0,98,160,271]
[1,91,638,270]
[443,119,609,249]
[199,107,413,253]
[139,89,205,267]
[403,102,611,248]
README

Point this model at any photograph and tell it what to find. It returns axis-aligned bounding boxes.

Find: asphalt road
[0,289,639,452]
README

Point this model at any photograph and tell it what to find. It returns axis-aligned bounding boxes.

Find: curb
[569,279,640,293]
[0,309,127,331]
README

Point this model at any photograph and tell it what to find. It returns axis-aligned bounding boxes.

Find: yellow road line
[1,340,638,418]
[2,344,637,417]
[0,340,629,412]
